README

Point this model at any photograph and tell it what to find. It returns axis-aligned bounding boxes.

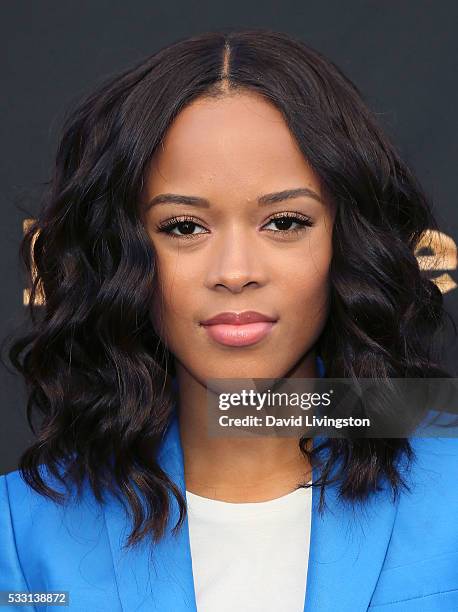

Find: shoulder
[1,464,102,528]
[402,435,458,500]
[1,462,112,534]
[370,437,458,607]
[387,436,458,563]
[0,463,108,541]
[0,466,118,601]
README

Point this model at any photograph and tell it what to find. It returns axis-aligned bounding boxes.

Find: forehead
[144,91,320,196]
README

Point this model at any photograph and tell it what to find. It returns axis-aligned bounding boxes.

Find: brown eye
[263,213,314,234]
[157,216,208,239]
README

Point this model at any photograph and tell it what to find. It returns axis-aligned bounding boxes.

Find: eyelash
[156,212,314,240]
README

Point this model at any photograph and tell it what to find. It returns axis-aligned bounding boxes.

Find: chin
[204,363,285,381]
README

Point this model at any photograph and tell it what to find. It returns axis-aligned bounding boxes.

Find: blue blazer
[1,391,458,610]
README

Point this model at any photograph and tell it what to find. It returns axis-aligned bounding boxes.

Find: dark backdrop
[1,0,457,474]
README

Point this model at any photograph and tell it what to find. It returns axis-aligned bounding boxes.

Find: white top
[185,483,313,612]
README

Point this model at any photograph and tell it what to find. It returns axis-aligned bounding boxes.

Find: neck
[175,352,318,502]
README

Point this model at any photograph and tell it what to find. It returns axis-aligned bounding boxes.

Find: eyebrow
[143,187,324,211]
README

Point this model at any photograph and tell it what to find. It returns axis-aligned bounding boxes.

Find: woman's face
[140,91,335,383]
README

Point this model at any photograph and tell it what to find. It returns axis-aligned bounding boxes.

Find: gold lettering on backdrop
[414,229,458,294]
[23,219,45,306]
[22,221,457,305]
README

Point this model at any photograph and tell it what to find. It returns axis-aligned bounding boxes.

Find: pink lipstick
[200,311,277,347]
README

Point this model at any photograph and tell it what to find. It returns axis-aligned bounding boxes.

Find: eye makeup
[156,212,315,241]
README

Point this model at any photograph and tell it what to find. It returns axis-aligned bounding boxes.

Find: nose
[204,226,268,293]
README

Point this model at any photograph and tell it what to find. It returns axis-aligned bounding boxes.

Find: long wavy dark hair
[2,28,454,549]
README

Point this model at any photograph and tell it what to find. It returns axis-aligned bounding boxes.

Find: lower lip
[201,321,276,347]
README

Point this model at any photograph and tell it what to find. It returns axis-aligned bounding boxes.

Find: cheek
[150,259,197,338]
[287,274,330,318]
[280,247,332,323]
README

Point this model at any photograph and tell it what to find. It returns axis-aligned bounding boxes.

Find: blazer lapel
[303,439,399,611]
[303,356,399,610]
[103,411,197,611]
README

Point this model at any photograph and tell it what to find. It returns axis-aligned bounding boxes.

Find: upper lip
[200,311,278,325]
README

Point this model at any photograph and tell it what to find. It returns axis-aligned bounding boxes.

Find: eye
[262,212,314,234]
[156,212,314,240]
[157,215,208,240]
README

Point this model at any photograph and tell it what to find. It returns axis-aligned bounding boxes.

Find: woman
[1,29,457,612]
